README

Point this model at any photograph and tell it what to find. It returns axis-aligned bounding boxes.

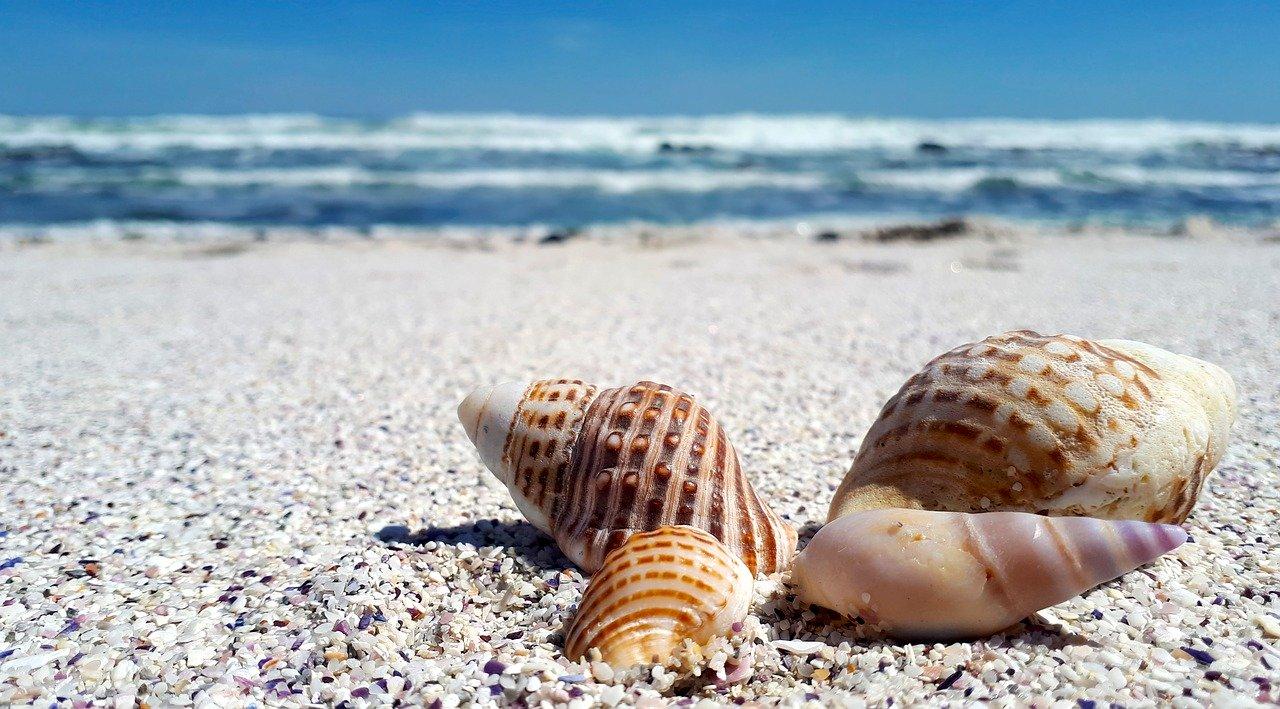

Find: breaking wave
[2,113,1279,229]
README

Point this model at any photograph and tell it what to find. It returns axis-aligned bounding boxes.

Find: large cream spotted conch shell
[458,379,797,575]
[796,330,1236,639]
[565,525,752,667]
[830,330,1236,523]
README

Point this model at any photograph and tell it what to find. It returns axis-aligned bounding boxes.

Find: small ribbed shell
[458,379,797,575]
[564,525,753,667]
[793,507,1186,640]
[830,331,1237,524]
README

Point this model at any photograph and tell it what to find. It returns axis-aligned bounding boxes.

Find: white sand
[1,230,1278,706]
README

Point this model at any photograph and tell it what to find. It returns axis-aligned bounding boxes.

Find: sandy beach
[2,227,1278,706]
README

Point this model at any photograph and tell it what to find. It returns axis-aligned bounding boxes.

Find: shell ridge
[591,383,669,566]
[498,381,538,484]
[659,397,695,530]
[720,441,744,571]
[739,461,773,573]
[579,587,711,633]
[726,436,756,573]
[1092,516,1135,571]
[564,526,752,666]
[539,380,598,511]
[558,385,623,563]
[958,514,1018,614]
[640,388,680,530]
[628,383,678,535]
[591,387,644,567]
[690,417,719,536]
[1041,517,1090,589]
[508,392,539,503]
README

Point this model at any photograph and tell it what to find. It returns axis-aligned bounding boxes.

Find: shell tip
[456,381,527,481]
[1156,523,1189,554]
[457,385,495,444]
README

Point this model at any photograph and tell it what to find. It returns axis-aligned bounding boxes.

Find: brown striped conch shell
[564,525,753,667]
[830,330,1237,524]
[793,508,1187,639]
[457,379,797,575]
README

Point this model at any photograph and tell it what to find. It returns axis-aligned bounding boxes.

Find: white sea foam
[1081,166,1280,188]
[163,167,826,192]
[3,114,1280,154]
[4,114,1278,229]
[23,164,1279,195]
[857,168,1058,192]
[857,166,1280,193]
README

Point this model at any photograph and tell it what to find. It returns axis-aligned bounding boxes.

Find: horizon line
[3,111,1280,127]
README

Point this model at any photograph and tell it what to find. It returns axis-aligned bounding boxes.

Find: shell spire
[565,525,753,667]
[830,330,1236,524]
[458,379,797,575]
[793,508,1187,640]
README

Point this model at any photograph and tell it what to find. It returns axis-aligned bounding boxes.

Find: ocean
[2,114,1279,233]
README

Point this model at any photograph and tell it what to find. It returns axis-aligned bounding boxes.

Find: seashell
[772,639,828,655]
[458,379,796,574]
[830,330,1236,524]
[564,525,753,667]
[793,507,1187,639]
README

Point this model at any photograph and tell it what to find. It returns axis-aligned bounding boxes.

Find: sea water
[2,114,1278,232]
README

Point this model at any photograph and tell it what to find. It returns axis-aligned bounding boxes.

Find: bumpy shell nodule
[830,330,1236,524]
[793,507,1187,640]
[564,525,753,667]
[458,379,797,575]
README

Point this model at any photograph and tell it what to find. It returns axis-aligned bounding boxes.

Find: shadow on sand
[796,519,823,551]
[375,518,573,574]
[382,515,1089,657]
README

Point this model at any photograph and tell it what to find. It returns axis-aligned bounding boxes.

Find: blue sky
[2,1,1278,121]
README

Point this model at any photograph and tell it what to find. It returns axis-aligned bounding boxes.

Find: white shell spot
[967,361,992,380]
[979,497,992,509]
[1018,354,1049,374]
[967,345,992,357]
[1045,341,1074,357]
[1026,424,1058,450]
[1113,360,1136,379]
[993,402,1016,425]
[1097,373,1125,395]
[1007,378,1032,399]
[1064,381,1100,412]
[1046,401,1079,430]
[1011,482,1024,492]
[861,592,872,604]
[1186,417,1210,446]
